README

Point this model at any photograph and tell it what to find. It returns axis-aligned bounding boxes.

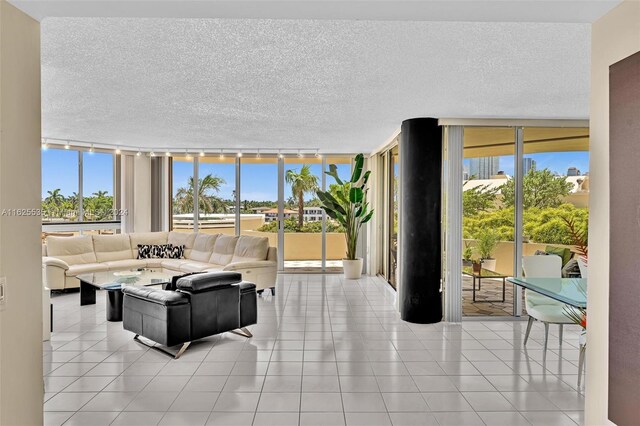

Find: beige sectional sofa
[42,232,277,291]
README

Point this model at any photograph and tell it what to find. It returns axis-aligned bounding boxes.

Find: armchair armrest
[43,256,69,270]
[42,256,69,290]
[223,261,276,271]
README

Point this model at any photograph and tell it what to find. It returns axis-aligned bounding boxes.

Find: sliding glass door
[170,153,355,273]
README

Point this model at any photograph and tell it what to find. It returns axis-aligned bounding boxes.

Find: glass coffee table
[77,269,178,321]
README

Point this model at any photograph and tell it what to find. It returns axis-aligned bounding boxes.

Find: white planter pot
[481,258,497,271]
[343,258,364,279]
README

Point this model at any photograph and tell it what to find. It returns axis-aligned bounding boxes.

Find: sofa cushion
[65,263,109,277]
[230,235,269,263]
[93,234,133,262]
[129,232,169,256]
[187,234,219,262]
[144,258,164,268]
[209,234,239,266]
[161,259,190,271]
[123,286,189,306]
[103,259,148,271]
[176,271,242,292]
[179,261,217,273]
[46,235,97,265]
[168,232,197,257]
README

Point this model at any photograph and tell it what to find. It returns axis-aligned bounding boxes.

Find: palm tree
[285,165,319,229]
[44,189,64,206]
[174,174,226,216]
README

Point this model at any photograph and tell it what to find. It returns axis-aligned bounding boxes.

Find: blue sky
[42,148,589,200]
[173,161,351,202]
[42,149,113,198]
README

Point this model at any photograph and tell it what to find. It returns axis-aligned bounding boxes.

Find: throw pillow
[167,244,185,259]
[137,244,152,259]
[545,245,572,266]
[151,244,171,259]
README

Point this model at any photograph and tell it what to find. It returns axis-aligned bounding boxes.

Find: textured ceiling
[41,18,591,153]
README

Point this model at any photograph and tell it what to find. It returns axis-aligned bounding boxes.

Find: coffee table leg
[106,290,124,322]
[502,278,506,302]
[80,280,96,306]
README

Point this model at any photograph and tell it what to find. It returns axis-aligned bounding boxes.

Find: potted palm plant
[475,229,500,272]
[316,154,373,279]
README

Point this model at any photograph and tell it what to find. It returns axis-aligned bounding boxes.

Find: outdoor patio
[463,276,527,317]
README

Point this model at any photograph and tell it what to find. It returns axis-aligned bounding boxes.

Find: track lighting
[237,152,243,158]
[219,149,224,159]
[41,139,48,150]
[165,151,171,157]
[115,146,121,154]
[89,144,94,153]
[136,149,142,157]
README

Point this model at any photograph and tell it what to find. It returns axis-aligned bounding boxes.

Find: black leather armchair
[122,271,257,358]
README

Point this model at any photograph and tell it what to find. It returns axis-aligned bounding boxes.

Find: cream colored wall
[134,156,151,232]
[0,1,43,424]
[588,2,640,424]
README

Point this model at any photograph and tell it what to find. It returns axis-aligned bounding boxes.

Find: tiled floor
[44,274,584,426]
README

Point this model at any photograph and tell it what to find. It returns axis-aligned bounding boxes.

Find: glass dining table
[506,277,587,308]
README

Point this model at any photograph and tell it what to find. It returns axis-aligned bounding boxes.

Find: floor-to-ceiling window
[41,146,118,238]
[521,127,589,270]
[171,156,195,232]
[198,155,236,236]
[167,152,357,272]
[462,127,516,316]
[323,156,353,273]
[82,151,116,234]
[283,156,323,271]
[376,138,400,288]
[240,155,278,250]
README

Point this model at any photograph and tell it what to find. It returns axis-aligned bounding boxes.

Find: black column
[400,118,443,324]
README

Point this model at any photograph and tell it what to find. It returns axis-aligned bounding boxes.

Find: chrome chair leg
[524,316,534,346]
[578,343,586,387]
[133,335,191,359]
[230,327,253,338]
[543,322,550,358]
[559,324,564,346]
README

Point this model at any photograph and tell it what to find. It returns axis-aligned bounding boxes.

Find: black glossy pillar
[400,118,443,324]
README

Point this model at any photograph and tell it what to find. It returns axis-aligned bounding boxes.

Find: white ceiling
[31,1,618,153]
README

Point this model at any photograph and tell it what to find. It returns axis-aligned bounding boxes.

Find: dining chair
[522,255,574,355]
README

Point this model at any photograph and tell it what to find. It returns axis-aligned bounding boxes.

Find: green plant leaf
[361,210,374,224]
[362,170,371,185]
[350,154,364,183]
[349,187,364,203]
[317,190,347,216]
[325,164,343,185]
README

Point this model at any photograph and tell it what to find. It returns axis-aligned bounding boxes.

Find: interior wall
[133,155,151,232]
[588,1,640,424]
[0,1,43,424]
